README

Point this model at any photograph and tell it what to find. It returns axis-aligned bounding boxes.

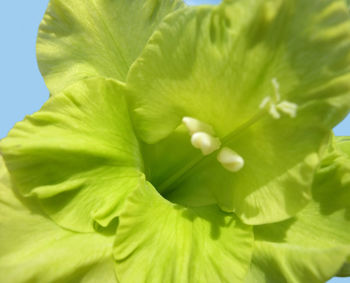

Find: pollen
[191,132,221,155]
[217,147,244,172]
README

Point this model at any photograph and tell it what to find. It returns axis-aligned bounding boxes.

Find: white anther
[191,132,221,155]
[269,104,281,119]
[182,117,214,136]
[276,101,298,118]
[217,147,244,172]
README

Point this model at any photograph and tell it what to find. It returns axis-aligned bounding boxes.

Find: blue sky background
[0,1,348,282]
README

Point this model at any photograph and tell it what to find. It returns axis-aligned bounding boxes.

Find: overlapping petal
[334,136,350,277]
[246,138,350,282]
[126,0,350,224]
[336,136,350,157]
[337,261,350,277]
[0,157,117,283]
[37,0,185,94]
[0,78,144,232]
[113,182,253,283]
[2,0,350,281]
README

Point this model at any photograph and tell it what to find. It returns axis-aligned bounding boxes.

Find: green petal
[0,157,117,283]
[127,0,350,224]
[334,136,350,279]
[128,0,350,143]
[245,243,348,283]
[165,110,321,225]
[37,0,185,94]
[337,261,350,277]
[0,78,143,232]
[336,136,350,157]
[113,182,253,283]
[246,146,350,282]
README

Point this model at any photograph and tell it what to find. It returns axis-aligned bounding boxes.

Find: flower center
[182,116,245,172]
[155,78,298,194]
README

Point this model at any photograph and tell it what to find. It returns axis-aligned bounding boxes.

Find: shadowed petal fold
[0,78,144,232]
[113,182,253,283]
[246,137,350,282]
[0,158,117,283]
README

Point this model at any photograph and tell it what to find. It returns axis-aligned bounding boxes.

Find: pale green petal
[0,158,117,283]
[0,78,143,232]
[336,136,350,157]
[113,182,253,283]
[246,146,350,282]
[127,0,350,224]
[37,0,185,94]
[79,259,118,283]
[128,0,350,143]
[245,243,348,283]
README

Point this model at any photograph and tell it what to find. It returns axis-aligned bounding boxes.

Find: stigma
[260,78,298,119]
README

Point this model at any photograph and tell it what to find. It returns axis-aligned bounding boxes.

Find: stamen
[277,101,298,118]
[259,96,271,109]
[272,77,280,101]
[269,104,281,119]
[182,117,214,135]
[217,147,244,172]
[191,132,221,155]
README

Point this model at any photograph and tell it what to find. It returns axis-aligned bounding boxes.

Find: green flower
[1,0,350,282]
